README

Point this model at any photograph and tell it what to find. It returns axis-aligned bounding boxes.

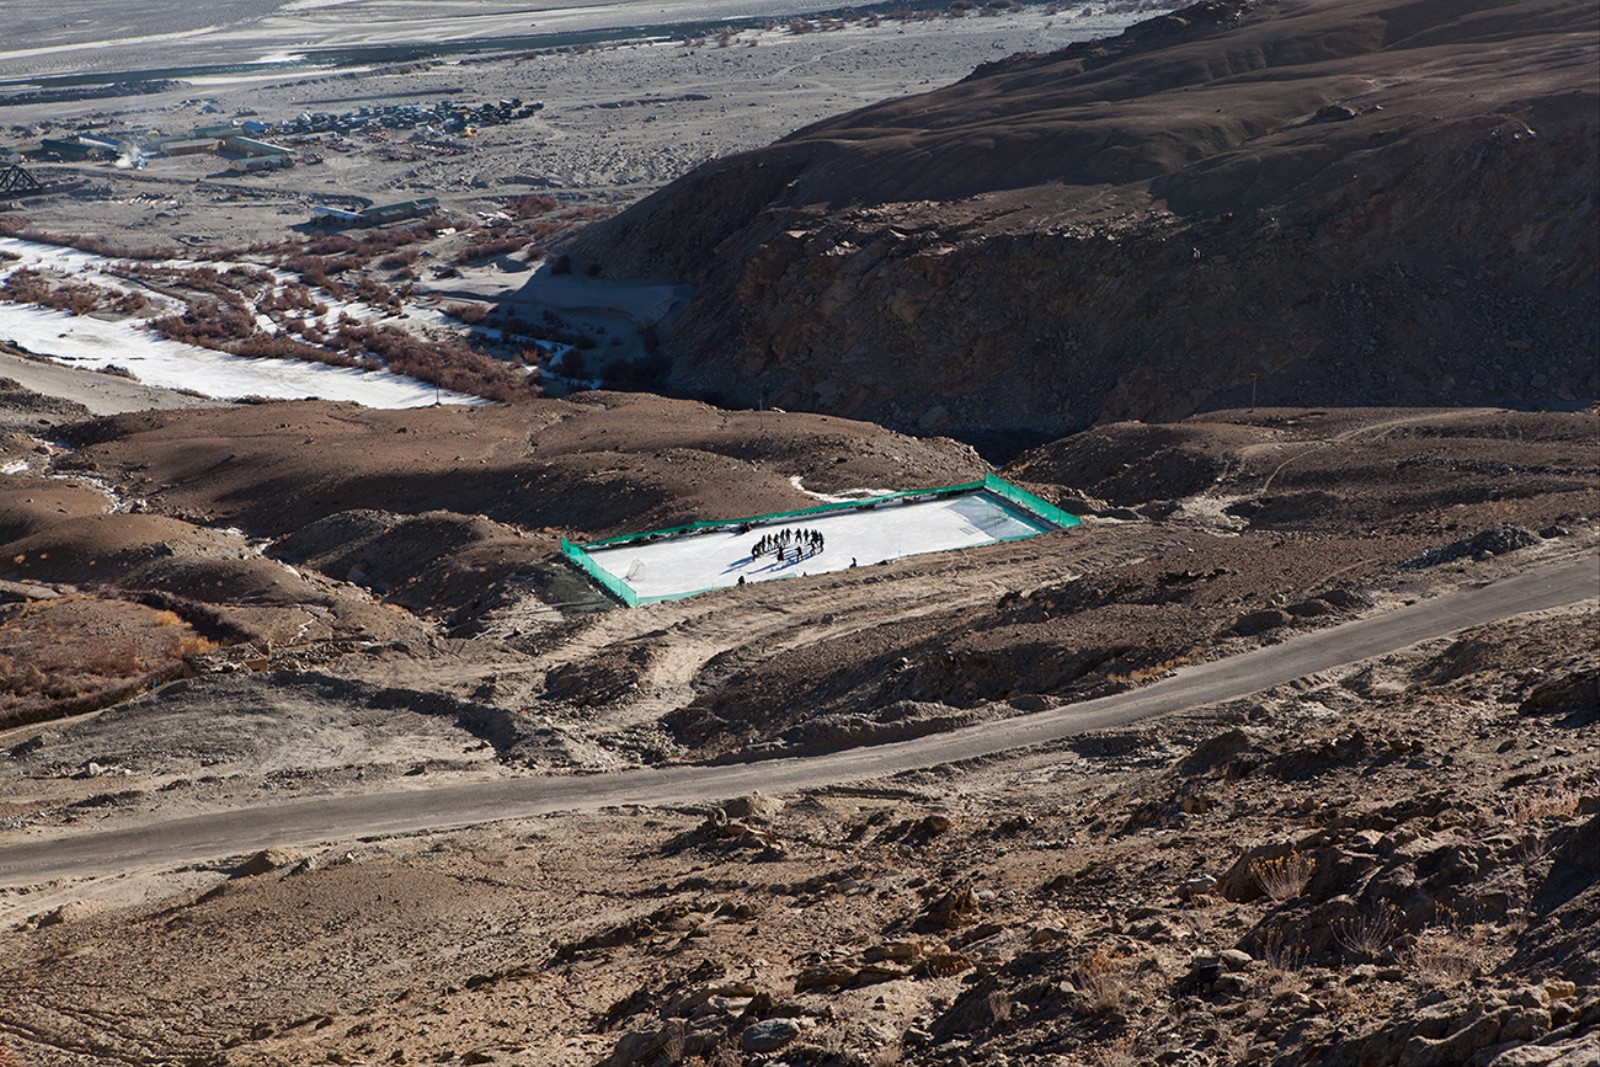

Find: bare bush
[128,590,266,646]
[1412,925,1488,985]
[1258,923,1309,975]
[455,234,527,264]
[1333,902,1399,960]
[0,268,123,316]
[446,302,490,325]
[1251,851,1316,901]
[507,194,560,218]
[380,248,421,268]
[0,223,170,260]
[1074,946,1127,1016]
[326,321,536,402]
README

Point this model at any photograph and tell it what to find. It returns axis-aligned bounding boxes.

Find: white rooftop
[581,489,1055,602]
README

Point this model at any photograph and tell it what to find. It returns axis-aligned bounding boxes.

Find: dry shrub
[172,633,218,657]
[1074,945,1127,1016]
[0,595,239,727]
[112,290,148,315]
[1258,923,1309,975]
[0,267,122,316]
[507,194,560,217]
[245,223,438,268]
[1505,789,1583,863]
[455,234,526,264]
[1411,904,1500,985]
[1412,925,1489,986]
[324,321,536,402]
[1106,650,1194,684]
[1505,790,1582,824]
[1090,1040,1140,1067]
[353,276,394,309]
[129,589,265,645]
[2,223,169,260]
[1333,902,1398,960]
[75,637,151,679]
[127,263,266,305]
[446,301,489,325]
[1251,851,1315,901]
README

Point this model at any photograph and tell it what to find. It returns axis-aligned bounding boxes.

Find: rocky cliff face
[570,0,1599,440]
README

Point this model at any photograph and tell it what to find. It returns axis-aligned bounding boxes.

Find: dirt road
[3,553,1591,886]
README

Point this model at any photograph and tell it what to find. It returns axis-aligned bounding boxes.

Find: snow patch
[788,475,897,503]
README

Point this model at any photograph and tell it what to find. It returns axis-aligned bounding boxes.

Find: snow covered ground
[0,237,482,408]
[0,303,466,407]
[582,489,1057,601]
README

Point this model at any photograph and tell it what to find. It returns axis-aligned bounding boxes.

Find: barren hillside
[568,0,1599,438]
[0,379,1595,1065]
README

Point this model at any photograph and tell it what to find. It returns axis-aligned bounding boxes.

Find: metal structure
[0,164,45,200]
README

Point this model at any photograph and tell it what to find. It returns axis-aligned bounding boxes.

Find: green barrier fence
[560,537,638,606]
[563,474,1078,606]
[983,473,1080,530]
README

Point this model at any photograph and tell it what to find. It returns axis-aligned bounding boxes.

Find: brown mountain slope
[568,0,1599,440]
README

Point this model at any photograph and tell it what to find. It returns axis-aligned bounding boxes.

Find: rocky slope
[567,0,1599,440]
[1,383,1596,1065]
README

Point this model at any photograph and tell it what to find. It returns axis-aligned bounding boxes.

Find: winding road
[2,554,1593,886]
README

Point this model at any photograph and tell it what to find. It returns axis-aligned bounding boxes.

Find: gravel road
[2,553,1592,886]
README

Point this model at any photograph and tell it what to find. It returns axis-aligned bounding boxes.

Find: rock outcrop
[570,0,1599,439]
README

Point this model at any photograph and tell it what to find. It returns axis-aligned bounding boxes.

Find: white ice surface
[583,490,1054,601]
[0,303,470,407]
[0,237,483,408]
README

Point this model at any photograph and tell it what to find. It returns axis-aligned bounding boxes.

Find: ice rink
[581,490,1056,601]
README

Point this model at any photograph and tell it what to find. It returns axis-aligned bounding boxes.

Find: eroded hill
[568,0,1599,438]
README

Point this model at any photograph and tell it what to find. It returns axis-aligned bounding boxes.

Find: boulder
[232,848,302,878]
[740,1018,801,1053]
[36,900,105,927]
[721,792,784,823]
[1233,609,1290,636]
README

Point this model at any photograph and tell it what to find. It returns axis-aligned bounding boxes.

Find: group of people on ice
[751,527,825,565]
